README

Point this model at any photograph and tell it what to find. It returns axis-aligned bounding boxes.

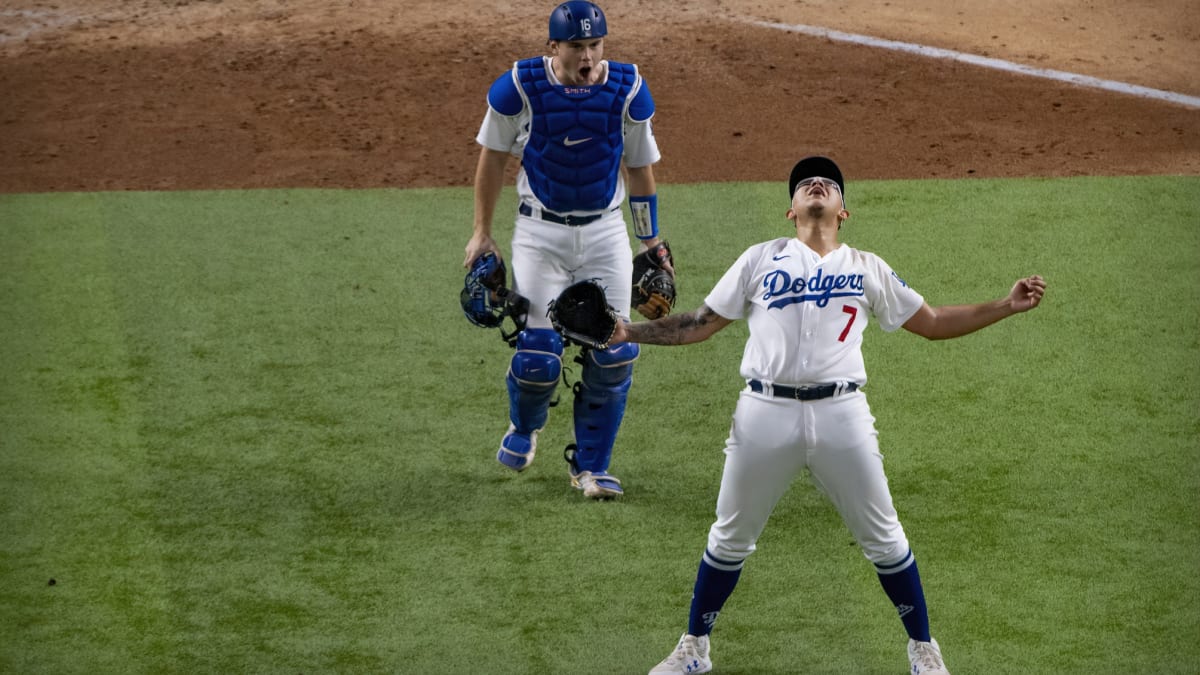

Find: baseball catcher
[464,0,667,499]
[632,240,676,319]
[548,279,620,350]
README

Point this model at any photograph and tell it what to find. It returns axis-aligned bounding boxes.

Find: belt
[748,379,859,401]
[519,202,613,226]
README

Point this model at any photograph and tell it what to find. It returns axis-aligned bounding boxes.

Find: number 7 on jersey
[839,305,857,342]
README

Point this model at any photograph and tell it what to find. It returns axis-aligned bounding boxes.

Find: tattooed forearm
[624,305,729,345]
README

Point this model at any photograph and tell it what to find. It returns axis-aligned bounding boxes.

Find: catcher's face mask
[461,254,530,345]
[461,253,509,328]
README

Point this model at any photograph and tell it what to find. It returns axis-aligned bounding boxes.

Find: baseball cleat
[564,444,623,499]
[649,633,711,674]
[497,424,538,472]
[908,637,950,675]
[573,470,623,499]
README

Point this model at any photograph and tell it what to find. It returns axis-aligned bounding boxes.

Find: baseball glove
[548,280,619,350]
[632,241,676,320]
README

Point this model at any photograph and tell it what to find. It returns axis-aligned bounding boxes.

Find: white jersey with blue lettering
[705,237,925,387]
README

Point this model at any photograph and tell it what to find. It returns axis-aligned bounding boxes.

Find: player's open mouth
[580,66,592,79]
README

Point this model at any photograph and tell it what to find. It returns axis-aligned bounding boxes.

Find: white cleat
[649,634,712,674]
[908,637,950,675]
[564,444,623,499]
[571,469,624,499]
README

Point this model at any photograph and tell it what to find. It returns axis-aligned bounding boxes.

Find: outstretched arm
[903,275,1046,340]
[613,304,733,345]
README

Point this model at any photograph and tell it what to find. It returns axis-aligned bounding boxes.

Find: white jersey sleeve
[704,243,764,321]
[861,252,925,332]
[622,116,660,168]
[622,75,661,169]
[475,62,529,157]
[475,102,527,157]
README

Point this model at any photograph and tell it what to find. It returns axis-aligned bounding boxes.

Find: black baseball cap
[788,156,845,199]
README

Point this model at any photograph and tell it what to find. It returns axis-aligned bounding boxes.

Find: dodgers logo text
[762,268,865,309]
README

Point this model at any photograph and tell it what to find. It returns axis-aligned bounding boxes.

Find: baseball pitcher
[591,156,1046,674]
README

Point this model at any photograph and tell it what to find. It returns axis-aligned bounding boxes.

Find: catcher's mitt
[548,280,619,350]
[632,241,676,320]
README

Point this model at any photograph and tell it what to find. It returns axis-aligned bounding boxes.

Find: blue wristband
[629,194,658,240]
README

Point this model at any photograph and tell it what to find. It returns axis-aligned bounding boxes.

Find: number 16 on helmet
[548,1,607,41]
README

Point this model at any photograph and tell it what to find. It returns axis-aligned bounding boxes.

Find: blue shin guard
[570,342,639,474]
[498,328,563,471]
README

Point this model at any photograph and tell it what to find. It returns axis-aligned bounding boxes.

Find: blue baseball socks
[875,550,931,642]
[687,552,744,636]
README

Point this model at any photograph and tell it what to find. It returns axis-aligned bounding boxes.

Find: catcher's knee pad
[507,328,563,434]
[571,342,639,472]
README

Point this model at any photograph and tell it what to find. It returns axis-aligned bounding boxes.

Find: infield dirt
[1,0,1197,193]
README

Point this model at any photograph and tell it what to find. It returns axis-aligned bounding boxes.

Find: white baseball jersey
[475,57,661,216]
[705,237,925,387]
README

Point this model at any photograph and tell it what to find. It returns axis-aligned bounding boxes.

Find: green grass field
[2,176,1198,674]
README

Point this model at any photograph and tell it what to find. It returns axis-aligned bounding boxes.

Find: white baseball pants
[509,208,633,330]
[707,389,911,566]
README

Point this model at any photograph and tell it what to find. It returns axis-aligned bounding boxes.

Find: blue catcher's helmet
[461,252,509,328]
[549,1,607,41]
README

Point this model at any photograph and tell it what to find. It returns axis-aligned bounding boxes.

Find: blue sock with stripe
[875,550,931,642]
[687,551,744,636]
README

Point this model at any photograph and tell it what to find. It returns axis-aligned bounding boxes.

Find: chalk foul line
[749,20,1200,110]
